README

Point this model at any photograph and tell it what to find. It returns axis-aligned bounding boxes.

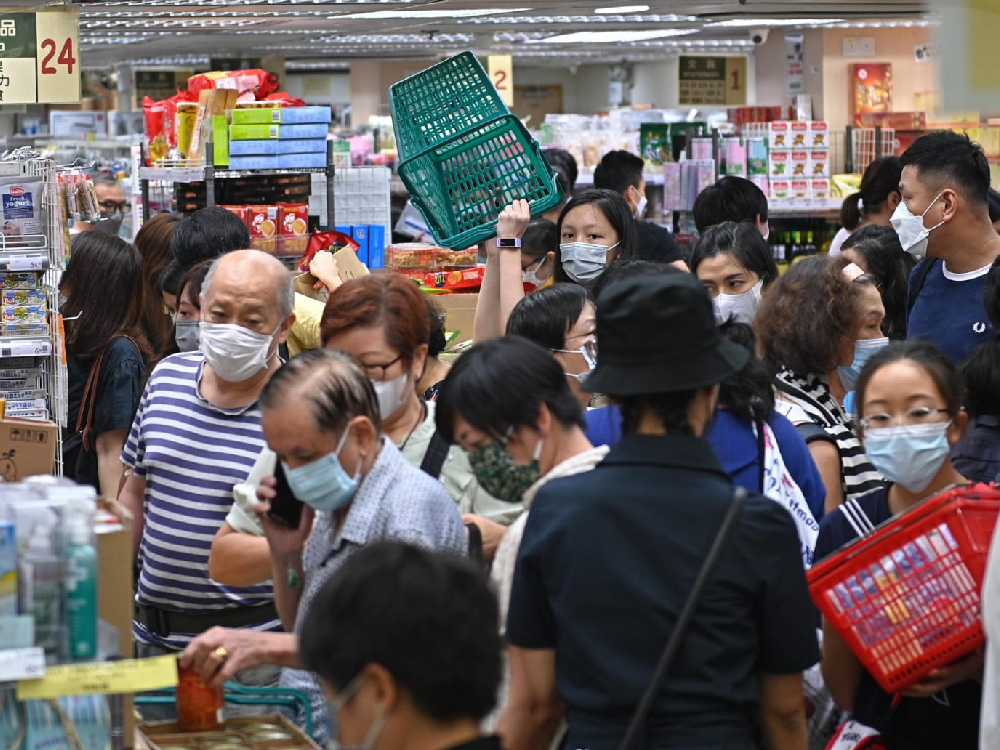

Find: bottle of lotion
[65,513,97,661]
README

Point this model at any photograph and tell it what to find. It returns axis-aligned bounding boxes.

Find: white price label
[8,339,49,357]
[7,256,44,271]
[0,647,46,682]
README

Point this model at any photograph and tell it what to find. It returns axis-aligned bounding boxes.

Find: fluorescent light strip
[460,14,695,24]
[595,5,650,13]
[707,18,844,28]
[535,29,695,44]
[329,8,527,19]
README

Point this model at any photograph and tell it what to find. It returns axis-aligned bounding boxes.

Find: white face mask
[712,279,763,324]
[522,257,549,287]
[634,194,648,220]
[200,322,277,382]
[890,191,945,260]
[560,241,618,283]
[371,372,410,421]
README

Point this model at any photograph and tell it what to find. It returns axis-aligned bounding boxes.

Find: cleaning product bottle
[65,512,97,660]
[19,521,62,660]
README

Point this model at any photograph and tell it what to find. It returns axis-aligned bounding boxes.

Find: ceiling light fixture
[329,8,527,20]
[594,5,650,12]
[707,18,844,28]
[536,28,695,44]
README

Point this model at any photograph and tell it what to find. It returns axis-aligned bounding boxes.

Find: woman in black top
[61,232,149,496]
[816,341,981,750]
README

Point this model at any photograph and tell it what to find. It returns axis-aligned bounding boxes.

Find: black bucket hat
[582,274,750,395]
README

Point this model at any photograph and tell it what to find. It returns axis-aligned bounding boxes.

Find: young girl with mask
[815,340,982,750]
[690,221,779,324]
[554,189,637,286]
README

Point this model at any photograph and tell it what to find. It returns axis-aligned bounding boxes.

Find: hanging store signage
[0,9,80,105]
[488,54,514,107]
[135,70,190,102]
[678,56,748,107]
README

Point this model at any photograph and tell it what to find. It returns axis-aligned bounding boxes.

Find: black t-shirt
[506,435,819,750]
[634,220,683,263]
[65,337,145,485]
[815,487,982,750]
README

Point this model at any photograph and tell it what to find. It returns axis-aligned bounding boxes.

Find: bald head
[204,250,294,320]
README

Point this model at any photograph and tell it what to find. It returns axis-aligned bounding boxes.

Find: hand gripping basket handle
[616,487,746,750]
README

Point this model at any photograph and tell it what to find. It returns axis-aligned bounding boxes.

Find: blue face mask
[282,423,361,512]
[864,421,951,493]
[839,337,889,391]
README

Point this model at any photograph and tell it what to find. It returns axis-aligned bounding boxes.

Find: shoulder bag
[615,487,746,750]
[63,336,137,488]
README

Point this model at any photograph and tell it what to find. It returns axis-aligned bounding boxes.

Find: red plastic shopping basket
[808,484,1000,693]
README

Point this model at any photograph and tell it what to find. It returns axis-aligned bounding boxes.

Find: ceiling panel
[60,0,931,67]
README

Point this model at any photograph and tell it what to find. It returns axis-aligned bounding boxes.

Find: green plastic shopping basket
[398,114,564,249]
[390,51,510,160]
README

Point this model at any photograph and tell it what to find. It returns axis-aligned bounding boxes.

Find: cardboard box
[770,179,791,200]
[809,149,831,177]
[281,106,333,125]
[810,178,832,201]
[0,417,56,480]
[768,150,792,178]
[789,150,810,178]
[231,107,283,125]
[789,120,810,148]
[809,121,829,148]
[248,206,278,254]
[368,225,386,269]
[791,179,810,200]
[230,139,327,156]
[277,203,309,257]
[436,292,479,345]
[351,225,370,265]
[97,498,134,748]
[212,115,229,167]
[768,121,792,149]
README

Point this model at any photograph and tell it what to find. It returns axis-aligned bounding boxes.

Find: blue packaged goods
[281,106,333,124]
[368,225,386,269]
[227,156,280,171]
[230,139,328,156]
[0,179,44,239]
[277,153,327,169]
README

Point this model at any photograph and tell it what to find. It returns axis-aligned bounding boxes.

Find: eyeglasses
[359,353,403,380]
[99,200,129,212]
[858,407,951,431]
[551,339,597,369]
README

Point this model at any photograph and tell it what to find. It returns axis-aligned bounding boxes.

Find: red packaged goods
[248,205,279,254]
[187,69,278,101]
[278,203,309,257]
[265,92,306,107]
[808,484,1000,693]
[424,266,486,292]
[301,230,360,272]
[142,92,196,165]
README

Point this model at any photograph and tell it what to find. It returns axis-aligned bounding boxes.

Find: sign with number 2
[0,9,79,105]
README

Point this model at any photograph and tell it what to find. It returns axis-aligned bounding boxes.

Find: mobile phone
[267,460,304,529]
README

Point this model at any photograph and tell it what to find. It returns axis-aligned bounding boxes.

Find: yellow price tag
[17,655,178,701]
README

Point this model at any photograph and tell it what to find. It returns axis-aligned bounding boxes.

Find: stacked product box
[220,204,310,257]
[766,121,830,202]
[335,225,387,269]
[0,275,47,339]
[228,106,332,171]
[0,357,48,420]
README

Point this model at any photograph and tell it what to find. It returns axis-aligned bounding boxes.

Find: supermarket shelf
[768,199,841,218]
[139,166,328,183]
[0,337,52,358]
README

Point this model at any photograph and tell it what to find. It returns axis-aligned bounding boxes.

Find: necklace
[398,400,427,453]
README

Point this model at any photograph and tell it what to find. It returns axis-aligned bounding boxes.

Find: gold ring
[214,647,228,662]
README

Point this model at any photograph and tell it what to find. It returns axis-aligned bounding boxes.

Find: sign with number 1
[0,9,79,105]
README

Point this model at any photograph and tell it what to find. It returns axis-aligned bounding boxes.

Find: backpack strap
[906,258,938,318]
[465,522,484,565]
[754,413,765,494]
[420,430,451,480]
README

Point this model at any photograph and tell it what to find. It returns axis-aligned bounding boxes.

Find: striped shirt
[122,352,280,650]
[776,368,883,502]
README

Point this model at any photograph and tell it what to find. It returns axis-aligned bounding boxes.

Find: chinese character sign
[678,56,748,107]
[0,9,79,105]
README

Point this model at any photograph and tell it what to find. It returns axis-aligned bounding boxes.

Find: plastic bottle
[19,522,62,660]
[65,513,98,661]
